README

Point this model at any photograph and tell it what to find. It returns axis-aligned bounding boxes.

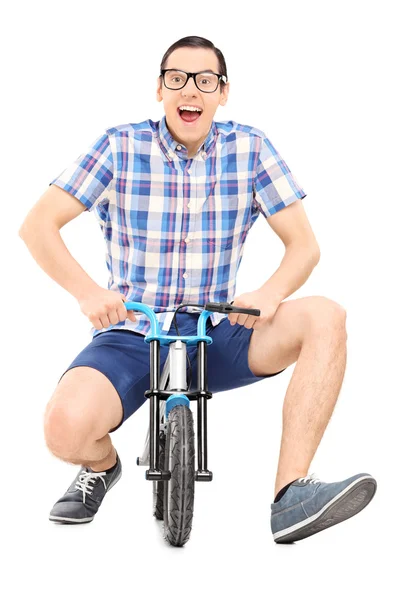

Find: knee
[304,296,347,337]
[44,401,92,459]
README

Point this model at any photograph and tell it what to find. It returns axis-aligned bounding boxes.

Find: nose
[182,74,198,95]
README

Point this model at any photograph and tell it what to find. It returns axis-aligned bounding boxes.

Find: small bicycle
[124,300,260,547]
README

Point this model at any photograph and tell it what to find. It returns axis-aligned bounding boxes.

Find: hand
[78,286,137,330]
[228,289,281,331]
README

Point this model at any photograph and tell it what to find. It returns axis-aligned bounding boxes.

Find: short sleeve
[252,133,307,218]
[49,132,113,212]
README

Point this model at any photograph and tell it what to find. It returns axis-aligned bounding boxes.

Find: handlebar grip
[205,301,260,317]
[232,307,260,316]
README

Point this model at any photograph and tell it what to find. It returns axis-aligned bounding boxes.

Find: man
[19,35,376,543]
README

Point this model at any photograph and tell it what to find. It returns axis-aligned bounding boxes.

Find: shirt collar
[157,114,218,162]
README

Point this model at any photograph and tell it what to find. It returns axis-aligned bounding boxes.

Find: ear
[219,82,230,106]
[156,76,163,102]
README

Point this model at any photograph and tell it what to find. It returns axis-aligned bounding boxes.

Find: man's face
[156,47,229,154]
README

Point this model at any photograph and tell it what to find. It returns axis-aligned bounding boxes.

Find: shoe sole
[49,470,122,524]
[273,475,377,543]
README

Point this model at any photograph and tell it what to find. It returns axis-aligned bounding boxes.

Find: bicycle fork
[136,338,213,482]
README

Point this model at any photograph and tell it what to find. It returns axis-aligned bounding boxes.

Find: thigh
[247,296,345,376]
[191,316,286,394]
[47,330,170,437]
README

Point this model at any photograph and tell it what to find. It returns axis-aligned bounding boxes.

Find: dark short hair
[159,36,228,91]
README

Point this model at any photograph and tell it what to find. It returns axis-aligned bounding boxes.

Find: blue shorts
[59,313,285,433]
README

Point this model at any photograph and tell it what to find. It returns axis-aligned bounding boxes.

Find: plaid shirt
[49,114,306,337]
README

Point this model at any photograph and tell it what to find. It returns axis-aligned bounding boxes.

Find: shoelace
[298,472,321,485]
[75,469,107,504]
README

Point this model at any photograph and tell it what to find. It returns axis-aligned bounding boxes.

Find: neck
[165,116,209,158]
[181,137,205,158]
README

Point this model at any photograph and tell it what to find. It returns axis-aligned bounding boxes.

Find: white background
[3,0,399,597]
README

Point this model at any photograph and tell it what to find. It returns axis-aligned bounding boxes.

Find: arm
[258,199,320,303]
[18,184,100,301]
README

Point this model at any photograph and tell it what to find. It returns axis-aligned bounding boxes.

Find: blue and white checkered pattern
[49,115,306,337]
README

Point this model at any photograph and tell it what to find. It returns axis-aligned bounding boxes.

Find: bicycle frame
[124,302,214,484]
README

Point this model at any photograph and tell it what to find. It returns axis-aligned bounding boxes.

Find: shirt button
[183,273,188,279]
[202,152,207,160]
[187,203,191,208]
[185,237,191,243]
[176,145,182,150]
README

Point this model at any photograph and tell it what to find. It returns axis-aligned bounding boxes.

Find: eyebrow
[171,68,216,73]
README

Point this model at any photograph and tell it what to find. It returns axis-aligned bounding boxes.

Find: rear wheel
[163,405,195,547]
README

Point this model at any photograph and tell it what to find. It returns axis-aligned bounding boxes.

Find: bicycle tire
[152,430,166,520]
[163,404,195,547]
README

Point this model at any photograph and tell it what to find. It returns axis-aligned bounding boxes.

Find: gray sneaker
[271,472,377,543]
[49,452,122,524]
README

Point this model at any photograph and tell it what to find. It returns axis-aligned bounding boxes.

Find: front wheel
[163,405,195,547]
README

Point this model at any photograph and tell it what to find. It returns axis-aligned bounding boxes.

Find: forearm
[19,223,100,301]
[258,243,320,303]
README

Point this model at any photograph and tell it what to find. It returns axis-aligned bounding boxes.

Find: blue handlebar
[123,301,161,334]
[119,301,213,344]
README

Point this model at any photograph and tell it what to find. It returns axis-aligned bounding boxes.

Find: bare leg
[273,316,347,497]
[247,296,348,500]
[44,367,123,473]
[59,435,118,473]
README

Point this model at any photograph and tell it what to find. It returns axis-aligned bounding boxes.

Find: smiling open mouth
[177,107,203,123]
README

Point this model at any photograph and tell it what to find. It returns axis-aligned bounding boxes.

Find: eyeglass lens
[164,70,219,92]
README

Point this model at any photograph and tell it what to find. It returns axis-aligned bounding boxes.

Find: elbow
[296,242,320,267]
[287,241,320,266]
[19,221,36,240]
[18,221,33,239]
[312,244,321,266]
[18,224,27,239]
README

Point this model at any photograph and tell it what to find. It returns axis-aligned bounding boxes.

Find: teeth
[179,105,202,112]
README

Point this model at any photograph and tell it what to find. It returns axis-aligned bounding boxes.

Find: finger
[90,314,104,331]
[108,309,120,325]
[120,297,136,321]
[233,314,246,325]
[244,317,257,330]
[99,315,110,329]
[116,304,126,322]
[236,313,248,327]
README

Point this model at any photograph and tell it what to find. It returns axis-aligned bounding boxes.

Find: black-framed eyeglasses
[160,69,227,93]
